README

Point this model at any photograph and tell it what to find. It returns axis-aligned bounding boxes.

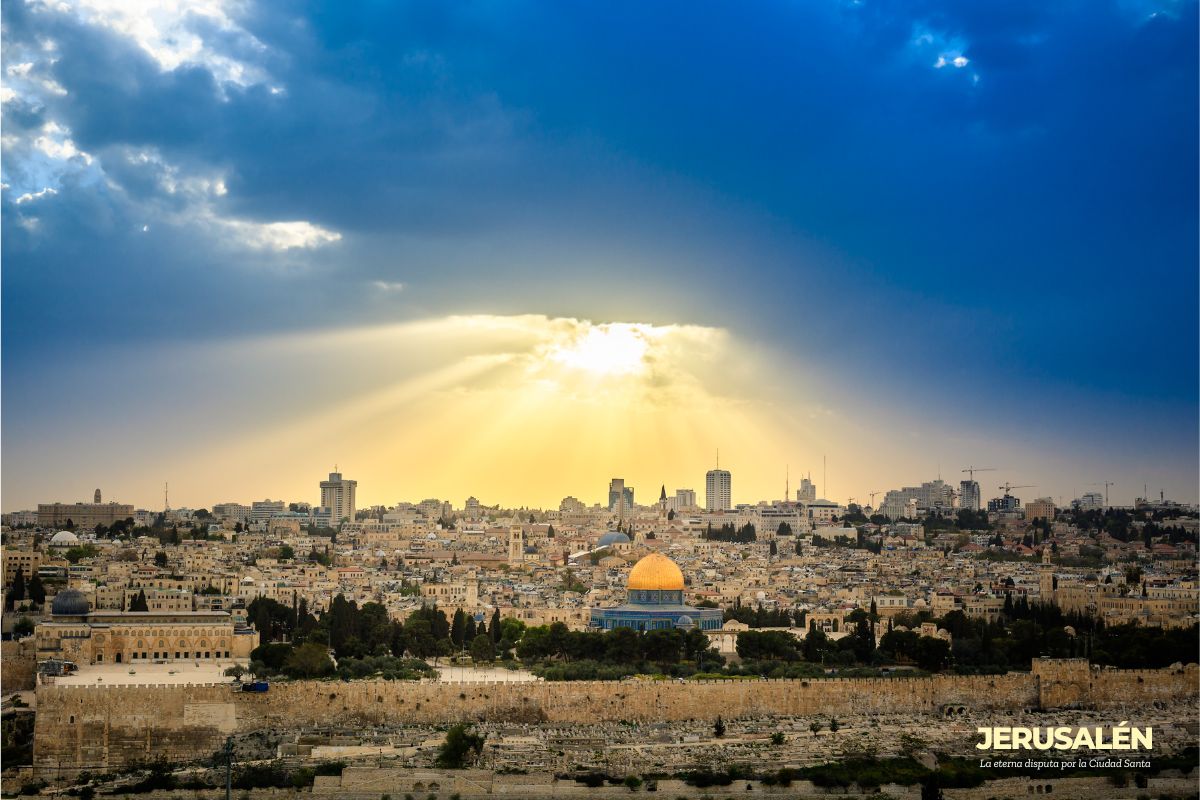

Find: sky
[2,0,1197,512]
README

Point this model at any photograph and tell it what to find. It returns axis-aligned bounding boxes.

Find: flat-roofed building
[35,589,257,666]
[38,501,134,529]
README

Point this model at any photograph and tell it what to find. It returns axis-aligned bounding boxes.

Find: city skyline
[2,2,1197,511]
[7,454,1183,516]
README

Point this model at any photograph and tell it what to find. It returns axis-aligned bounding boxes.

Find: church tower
[659,484,668,517]
[1039,546,1055,602]
[508,525,525,567]
[94,488,102,503]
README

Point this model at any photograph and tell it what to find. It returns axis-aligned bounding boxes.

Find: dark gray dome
[598,531,631,547]
[674,615,695,629]
[51,589,90,616]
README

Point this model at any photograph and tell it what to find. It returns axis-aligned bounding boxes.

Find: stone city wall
[32,660,1198,777]
[1,638,37,691]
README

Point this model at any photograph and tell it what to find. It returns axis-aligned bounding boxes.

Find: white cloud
[26,0,274,91]
[33,121,92,164]
[911,23,975,76]
[371,280,406,293]
[219,218,342,251]
[14,186,58,204]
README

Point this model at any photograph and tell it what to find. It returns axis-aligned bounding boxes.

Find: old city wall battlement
[32,660,1198,777]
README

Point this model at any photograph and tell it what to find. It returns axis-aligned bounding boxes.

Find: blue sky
[2,0,1196,510]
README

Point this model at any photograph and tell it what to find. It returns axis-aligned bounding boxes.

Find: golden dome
[627,552,685,591]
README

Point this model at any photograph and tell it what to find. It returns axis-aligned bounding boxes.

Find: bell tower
[1039,547,1055,602]
[508,525,525,567]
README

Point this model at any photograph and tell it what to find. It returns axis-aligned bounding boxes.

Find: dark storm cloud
[1,0,1196,456]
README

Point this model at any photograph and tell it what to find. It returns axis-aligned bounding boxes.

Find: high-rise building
[987,494,1021,513]
[607,478,633,515]
[797,477,817,504]
[705,469,732,512]
[319,471,357,525]
[959,480,982,512]
[673,489,697,511]
[250,499,286,522]
[879,479,956,518]
[1026,497,1056,521]
[1073,492,1104,511]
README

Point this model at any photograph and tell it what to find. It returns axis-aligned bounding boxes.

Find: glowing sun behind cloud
[3,313,872,510]
[137,313,833,508]
[543,323,654,377]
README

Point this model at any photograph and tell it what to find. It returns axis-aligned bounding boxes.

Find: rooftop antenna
[823,455,827,500]
[1089,481,1114,507]
[785,465,789,503]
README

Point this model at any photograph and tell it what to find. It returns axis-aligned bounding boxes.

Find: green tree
[26,574,45,606]
[129,590,149,612]
[450,609,467,648]
[154,551,169,568]
[713,716,726,737]
[63,544,98,563]
[10,567,26,606]
[283,641,334,678]
[499,617,526,643]
[470,633,495,663]
[913,637,951,672]
[435,724,485,768]
[802,628,831,663]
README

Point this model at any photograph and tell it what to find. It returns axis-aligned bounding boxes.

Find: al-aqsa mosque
[589,552,724,631]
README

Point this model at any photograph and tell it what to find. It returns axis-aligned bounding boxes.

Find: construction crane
[1089,481,1114,507]
[868,490,882,508]
[961,466,996,482]
[998,483,1034,495]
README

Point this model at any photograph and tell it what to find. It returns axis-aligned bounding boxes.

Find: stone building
[33,589,257,666]
[37,501,135,529]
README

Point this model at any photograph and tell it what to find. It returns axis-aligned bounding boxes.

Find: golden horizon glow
[157,313,829,509]
[3,312,972,511]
